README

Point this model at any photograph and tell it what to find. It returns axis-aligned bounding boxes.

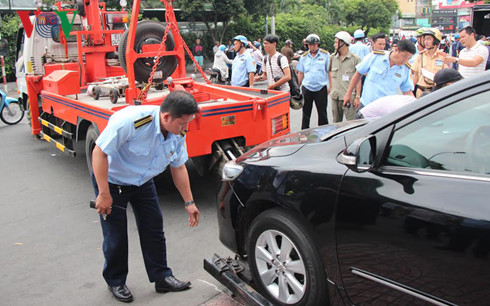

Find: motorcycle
[205,68,229,85]
[0,89,24,125]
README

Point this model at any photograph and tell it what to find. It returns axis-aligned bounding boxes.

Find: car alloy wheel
[255,229,306,304]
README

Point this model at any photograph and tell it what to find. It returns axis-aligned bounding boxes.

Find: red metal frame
[25,0,291,160]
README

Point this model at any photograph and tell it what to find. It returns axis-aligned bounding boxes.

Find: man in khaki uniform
[412,28,449,97]
[328,31,362,122]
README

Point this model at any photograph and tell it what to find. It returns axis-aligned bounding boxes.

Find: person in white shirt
[358,95,416,119]
[254,34,291,92]
[212,45,233,80]
[442,26,489,78]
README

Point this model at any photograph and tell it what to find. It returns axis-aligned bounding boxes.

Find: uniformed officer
[349,29,370,61]
[412,28,449,97]
[296,34,330,129]
[231,35,256,87]
[328,31,362,122]
[344,39,416,108]
[92,90,200,303]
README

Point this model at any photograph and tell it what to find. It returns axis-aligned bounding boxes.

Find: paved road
[0,120,239,305]
[0,77,328,305]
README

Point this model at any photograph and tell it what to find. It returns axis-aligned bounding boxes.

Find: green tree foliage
[174,0,245,44]
[0,13,20,80]
[342,0,398,36]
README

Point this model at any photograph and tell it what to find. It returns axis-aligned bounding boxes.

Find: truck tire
[74,0,85,17]
[109,88,119,104]
[118,21,178,83]
[85,125,99,176]
[248,209,329,306]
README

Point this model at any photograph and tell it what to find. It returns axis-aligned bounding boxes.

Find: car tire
[248,209,329,306]
[118,21,178,83]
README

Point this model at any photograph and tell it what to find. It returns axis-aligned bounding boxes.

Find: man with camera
[255,34,291,91]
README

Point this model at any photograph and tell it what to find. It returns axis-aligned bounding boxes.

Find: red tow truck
[21,0,290,175]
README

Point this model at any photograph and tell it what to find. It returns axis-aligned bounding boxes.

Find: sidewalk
[2,81,18,97]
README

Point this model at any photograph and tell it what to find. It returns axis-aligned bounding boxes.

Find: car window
[383,90,490,175]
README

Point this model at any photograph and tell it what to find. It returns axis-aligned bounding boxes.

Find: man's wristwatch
[455,58,459,63]
[184,200,195,207]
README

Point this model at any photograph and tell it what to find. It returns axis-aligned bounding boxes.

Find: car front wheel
[248,209,328,306]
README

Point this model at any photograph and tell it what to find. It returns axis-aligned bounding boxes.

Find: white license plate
[111,34,122,46]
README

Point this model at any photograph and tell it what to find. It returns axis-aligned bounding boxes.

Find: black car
[215,71,490,305]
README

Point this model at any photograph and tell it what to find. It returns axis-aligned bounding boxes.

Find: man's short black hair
[160,90,199,118]
[460,26,476,36]
[396,39,416,54]
[372,32,386,43]
[264,34,279,45]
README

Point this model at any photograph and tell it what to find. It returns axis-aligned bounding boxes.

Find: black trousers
[92,176,172,286]
[301,85,328,129]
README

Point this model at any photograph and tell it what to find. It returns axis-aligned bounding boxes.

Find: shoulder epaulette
[180,130,187,137]
[373,50,385,55]
[302,51,310,57]
[319,48,329,54]
[134,115,153,129]
[405,63,412,69]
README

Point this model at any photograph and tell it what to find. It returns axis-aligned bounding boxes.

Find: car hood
[237,121,365,163]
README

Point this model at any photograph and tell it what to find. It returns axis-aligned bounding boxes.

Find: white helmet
[335,31,352,46]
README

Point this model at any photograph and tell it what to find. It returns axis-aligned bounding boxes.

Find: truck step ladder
[38,114,76,157]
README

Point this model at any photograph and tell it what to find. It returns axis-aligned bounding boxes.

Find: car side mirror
[337,135,376,173]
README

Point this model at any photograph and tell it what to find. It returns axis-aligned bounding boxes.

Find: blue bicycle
[0,89,24,125]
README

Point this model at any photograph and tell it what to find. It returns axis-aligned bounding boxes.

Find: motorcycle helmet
[305,34,320,45]
[353,29,365,39]
[422,28,443,45]
[335,31,352,46]
[233,35,248,46]
[290,93,304,110]
[219,44,226,51]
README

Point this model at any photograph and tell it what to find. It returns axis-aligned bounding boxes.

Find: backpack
[264,54,302,107]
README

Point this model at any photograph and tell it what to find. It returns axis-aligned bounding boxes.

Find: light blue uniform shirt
[296,49,330,92]
[231,51,256,86]
[96,106,188,186]
[349,41,370,60]
[356,51,414,106]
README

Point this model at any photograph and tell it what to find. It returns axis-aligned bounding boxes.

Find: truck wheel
[109,88,119,104]
[74,0,85,16]
[94,86,101,100]
[248,209,328,306]
[85,125,99,176]
[118,21,178,83]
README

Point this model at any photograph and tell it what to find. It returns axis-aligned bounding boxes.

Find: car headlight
[222,160,243,181]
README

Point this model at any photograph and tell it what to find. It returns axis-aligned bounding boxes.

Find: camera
[273,77,281,90]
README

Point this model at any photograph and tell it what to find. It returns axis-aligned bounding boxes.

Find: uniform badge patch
[134,115,153,129]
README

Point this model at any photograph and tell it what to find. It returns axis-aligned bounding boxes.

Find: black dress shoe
[108,285,133,303]
[155,275,191,293]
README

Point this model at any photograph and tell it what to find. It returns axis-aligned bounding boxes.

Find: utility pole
[270,3,275,35]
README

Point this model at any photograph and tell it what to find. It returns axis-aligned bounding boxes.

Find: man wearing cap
[281,40,296,64]
[442,26,489,78]
[344,39,416,109]
[329,31,362,122]
[231,35,256,87]
[412,28,449,97]
[350,29,370,61]
[297,34,330,129]
[432,68,464,91]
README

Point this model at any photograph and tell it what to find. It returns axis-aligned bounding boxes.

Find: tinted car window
[384,91,490,175]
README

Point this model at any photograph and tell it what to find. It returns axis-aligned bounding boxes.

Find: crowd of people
[192,25,489,127]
